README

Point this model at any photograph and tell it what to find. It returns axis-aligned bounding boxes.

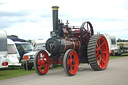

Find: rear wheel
[87,34,109,70]
[63,49,79,76]
[34,50,50,75]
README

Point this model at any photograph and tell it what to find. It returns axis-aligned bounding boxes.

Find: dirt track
[0,56,128,85]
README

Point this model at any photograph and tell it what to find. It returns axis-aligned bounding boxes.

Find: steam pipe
[52,6,59,32]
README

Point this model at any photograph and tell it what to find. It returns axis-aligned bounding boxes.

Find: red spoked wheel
[63,49,79,76]
[34,50,50,75]
[87,34,109,70]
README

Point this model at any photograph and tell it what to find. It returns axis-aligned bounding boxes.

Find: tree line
[117,38,128,42]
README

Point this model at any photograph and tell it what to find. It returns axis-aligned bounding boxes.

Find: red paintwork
[51,58,63,65]
[62,38,81,52]
[96,36,109,69]
[66,50,79,75]
[37,51,50,74]
[63,27,80,39]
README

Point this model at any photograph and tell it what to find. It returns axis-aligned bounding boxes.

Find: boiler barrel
[46,37,81,56]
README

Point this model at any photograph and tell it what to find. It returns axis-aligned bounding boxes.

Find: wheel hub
[99,50,102,55]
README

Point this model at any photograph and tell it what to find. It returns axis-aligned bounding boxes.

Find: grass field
[109,53,128,59]
[0,67,35,80]
[0,54,128,80]
[0,65,62,80]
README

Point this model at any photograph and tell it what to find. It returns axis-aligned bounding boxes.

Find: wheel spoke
[97,55,100,59]
[96,43,99,48]
[83,28,87,32]
[101,58,105,64]
[69,54,72,59]
[96,55,100,61]
[67,59,71,66]
[96,53,98,56]
[37,60,40,65]
[96,46,100,51]
[38,65,43,71]
[99,42,105,48]
[102,50,107,54]
[83,33,88,38]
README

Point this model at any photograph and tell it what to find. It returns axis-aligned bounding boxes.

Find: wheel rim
[66,51,79,75]
[36,51,50,74]
[96,36,109,69]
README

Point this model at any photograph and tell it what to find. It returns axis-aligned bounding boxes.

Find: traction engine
[34,6,109,76]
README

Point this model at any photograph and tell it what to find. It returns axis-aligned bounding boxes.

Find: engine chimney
[52,6,59,32]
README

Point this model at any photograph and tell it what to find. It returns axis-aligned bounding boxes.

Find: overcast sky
[0,0,128,40]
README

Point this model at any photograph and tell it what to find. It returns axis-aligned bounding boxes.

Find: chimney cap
[52,6,59,10]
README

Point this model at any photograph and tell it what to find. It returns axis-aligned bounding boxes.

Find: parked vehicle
[32,39,45,46]
[7,39,21,67]
[15,42,34,62]
[103,34,121,55]
[21,43,52,70]
[117,42,128,55]
[0,30,8,68]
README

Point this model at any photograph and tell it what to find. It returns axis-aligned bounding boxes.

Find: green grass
[121,53,128,56]
[109,53,128,59]
[109,56,122,59]
[0,67,35,80]
[0,65,62,80]
[0,53,128,80]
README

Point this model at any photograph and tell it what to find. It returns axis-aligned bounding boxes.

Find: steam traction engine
[34,6,109,76]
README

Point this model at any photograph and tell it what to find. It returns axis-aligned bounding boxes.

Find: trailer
[0,30,8,68]
[7,38,21,67]
[117,42,128,55]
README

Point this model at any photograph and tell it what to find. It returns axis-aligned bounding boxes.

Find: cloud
[0,0,128,40]
[4,21,52,40]
[0,11,29,17]
[0,3,5,5]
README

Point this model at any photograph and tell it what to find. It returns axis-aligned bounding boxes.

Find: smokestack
[52,6,59,32]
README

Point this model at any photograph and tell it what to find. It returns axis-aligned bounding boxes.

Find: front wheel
[34,50,50,75]
[63,49,79,76]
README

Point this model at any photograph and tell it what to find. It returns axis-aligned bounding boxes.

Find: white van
[0,30,8,68]
[103,34,121,55]
[7,39,21,66]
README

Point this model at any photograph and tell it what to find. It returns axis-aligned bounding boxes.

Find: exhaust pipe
[52,6,59,32]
